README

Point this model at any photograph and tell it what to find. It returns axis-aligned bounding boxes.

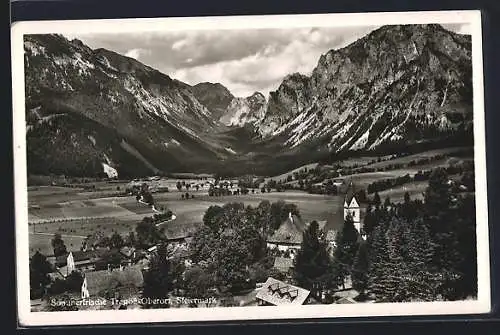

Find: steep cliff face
[219,92,267,127]
[256,24,473,152]
[191,82,235,120]
[24,34,230,177]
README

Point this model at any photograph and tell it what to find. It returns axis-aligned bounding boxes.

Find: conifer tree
[403,218,441,301]
[141,244,173,308]
[51,233,67,257]
[367,220,390,299]
[373,192,381,208]
[30,251,53,299]
[363,204,377,236]
[294,221,334,295]
[424,168,463,298]
[333,214,359,289]
[352,240,369,298]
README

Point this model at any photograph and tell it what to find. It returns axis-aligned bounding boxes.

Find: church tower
[343,180,361,233]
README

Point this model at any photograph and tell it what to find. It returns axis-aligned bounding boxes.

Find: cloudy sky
[64,23,470,97]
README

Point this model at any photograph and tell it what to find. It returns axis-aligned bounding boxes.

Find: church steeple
[343,179,361,233]
[344,178,356,207]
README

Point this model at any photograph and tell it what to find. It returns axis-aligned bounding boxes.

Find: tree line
[367,162,475,194]
[293,167,477,302]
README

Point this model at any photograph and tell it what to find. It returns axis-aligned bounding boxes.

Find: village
[30,175,368,311]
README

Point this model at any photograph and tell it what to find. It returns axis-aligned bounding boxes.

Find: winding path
[155,214,177,227]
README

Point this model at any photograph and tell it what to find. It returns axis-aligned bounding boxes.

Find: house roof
[255,277,310,306]
[267,213,306,245]
[273,257,294,272]
[120,246,135,258]
[84,265,144,296]
[163,222,198,241]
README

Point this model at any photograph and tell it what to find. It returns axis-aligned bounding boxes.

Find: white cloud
[124,48,151,60]
[172,39,188,51]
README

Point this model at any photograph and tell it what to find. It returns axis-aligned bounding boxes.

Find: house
[119,246,136,259]
[163,222,197,244]
[255,277,311,306]
[267,215,332,257]
[273,257,294,273]
[82,265,144,298]
[55,249,109,275]
[266,212,306,254]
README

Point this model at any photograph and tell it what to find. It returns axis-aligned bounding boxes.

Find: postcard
[11,10,490,326]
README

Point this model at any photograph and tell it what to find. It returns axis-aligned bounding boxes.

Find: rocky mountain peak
[191,82,235,120]
[255,23,473,151]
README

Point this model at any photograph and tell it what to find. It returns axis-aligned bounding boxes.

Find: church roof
[344,179,358,207]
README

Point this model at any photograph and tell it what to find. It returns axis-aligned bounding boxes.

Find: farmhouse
[54,249,109,275]
[255,277,312,306]
[267,214,331,257]
[266,212,306,254]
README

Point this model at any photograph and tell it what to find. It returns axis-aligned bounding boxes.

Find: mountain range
[23,24,473,178]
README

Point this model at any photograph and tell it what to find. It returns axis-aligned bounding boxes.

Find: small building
[273,257,294,273]
[119,246,136,259]
[255,277,311,306]
[55,249,109,275]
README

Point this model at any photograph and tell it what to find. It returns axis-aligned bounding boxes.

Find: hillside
[24,34,234,177]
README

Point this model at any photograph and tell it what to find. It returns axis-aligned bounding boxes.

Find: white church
[343,180,364,237]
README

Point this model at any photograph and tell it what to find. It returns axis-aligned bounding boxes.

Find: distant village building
[255,277,312,306]
[54,249,109,276]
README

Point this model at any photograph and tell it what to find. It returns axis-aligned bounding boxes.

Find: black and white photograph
[11,10,490,326]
